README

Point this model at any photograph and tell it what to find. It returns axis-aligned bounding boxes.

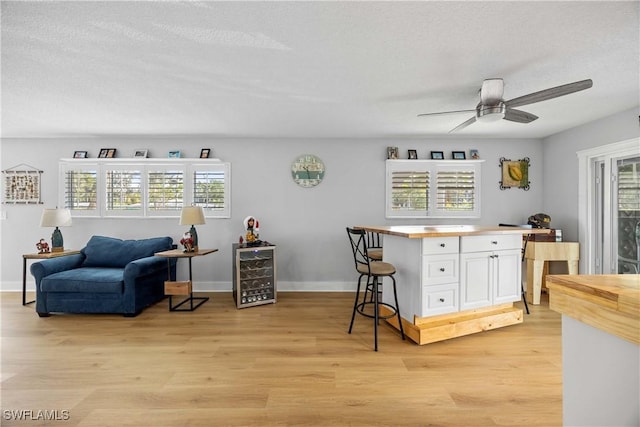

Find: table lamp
[40,208,72,252]
[180,206,205,252]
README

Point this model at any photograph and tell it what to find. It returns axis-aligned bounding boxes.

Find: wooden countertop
[357,225,550,238]
[547,274,640,345]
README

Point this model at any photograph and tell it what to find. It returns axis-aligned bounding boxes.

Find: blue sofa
[31,235,177,317]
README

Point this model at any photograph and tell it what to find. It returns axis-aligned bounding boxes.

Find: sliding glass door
[616,156,640,273]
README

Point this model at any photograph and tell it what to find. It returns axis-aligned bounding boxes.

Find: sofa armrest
[30,254,85,283]
[124,256,175,281]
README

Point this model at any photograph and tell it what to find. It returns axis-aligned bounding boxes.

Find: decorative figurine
[36,239,50,254]
[180,231,195,252]
[243,216,260,244]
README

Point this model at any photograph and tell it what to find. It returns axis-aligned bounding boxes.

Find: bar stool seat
[346,227,404,351]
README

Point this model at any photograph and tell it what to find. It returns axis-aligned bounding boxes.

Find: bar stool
[366,231,383,261]
[346,227,404,351]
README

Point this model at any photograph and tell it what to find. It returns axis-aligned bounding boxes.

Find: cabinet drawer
[422,254,458,285]
[460,234,521,253]
[422,283,458,316]
[422,237,459,255]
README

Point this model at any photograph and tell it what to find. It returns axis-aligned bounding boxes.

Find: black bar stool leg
[391,276,405,340]
[349,275,364,334]
[373,276,379,351]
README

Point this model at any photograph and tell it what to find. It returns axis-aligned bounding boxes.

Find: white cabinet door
[493,249,522,304]
[460,252,492,310]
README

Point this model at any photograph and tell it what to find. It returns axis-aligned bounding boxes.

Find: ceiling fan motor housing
[476,102,506,122]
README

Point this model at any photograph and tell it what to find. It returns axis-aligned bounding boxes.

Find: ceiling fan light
[476,103,506,122]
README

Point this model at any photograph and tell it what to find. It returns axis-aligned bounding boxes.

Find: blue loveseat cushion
[41,268,125,293]
[81,235,173,268]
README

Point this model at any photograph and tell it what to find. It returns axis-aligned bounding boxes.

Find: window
[386,160,482,218]
[59,159,231,218]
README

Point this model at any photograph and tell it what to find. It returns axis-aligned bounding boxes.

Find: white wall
[1,137,543,292]
[542,108,640,242]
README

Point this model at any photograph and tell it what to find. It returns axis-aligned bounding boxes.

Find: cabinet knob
[439,298,445,302]
[491,240,498,245]
[440,243,446,247]
[439,267,445,272]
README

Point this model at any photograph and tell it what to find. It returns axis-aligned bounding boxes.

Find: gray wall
[541,107,640,242]
[1,137,543,291]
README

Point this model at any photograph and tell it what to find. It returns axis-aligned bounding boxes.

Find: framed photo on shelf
[408,149,418,159]
[73,151,88,158]
[168,150,181,158]
[200,148,211,158]
[387,146,399,159]
[106,149,116,158]
[430,151,444,160]
[452,151,466,160]
[98,149,108,158]
[133,149,148,158]
[469,149,480,159]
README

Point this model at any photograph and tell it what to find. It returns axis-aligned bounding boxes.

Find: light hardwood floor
[1,292,561,426]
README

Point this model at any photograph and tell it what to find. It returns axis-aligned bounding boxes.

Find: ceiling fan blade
[480,78,504,105]
[503,108,538,123]
[449,116,476,133]
[417,109,475,117]
[505,79,593,108]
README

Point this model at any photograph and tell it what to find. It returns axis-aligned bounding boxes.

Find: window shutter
[61,164,98,216]
[190,162,231,218]
[386,159,482,219]
[147,168,184,214]
[618,159,640,211]
[436,167,476,213]
[105,169,142,215]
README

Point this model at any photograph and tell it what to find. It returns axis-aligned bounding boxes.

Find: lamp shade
[40,208,72,227]
[179,206,205,226]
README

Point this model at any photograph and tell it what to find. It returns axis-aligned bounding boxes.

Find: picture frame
[168,150,181,158]
[408,149,418,159]
[469,149,480,159]
[73,151,88,158]
[452,151,466,160]
[499,157,531,190]
[133,149,148,158]
[99,148,116,158]
[200,148,210,159]
[387,146,399,159]
[430,151,444,160]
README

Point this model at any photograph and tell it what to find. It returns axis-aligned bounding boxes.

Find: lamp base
[51,246,64,252]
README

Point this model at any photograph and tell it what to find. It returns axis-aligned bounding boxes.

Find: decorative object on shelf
[430,151,444,160]
[452,151,466,160]
[168,150,181,158]
[200,148,211,158]
[133,149,148,158]
[98,148,117,158]
[40,208,72,252]
[243,215,260,245]
[470,149,480,159]
[387,147,399,159]
[408,149,418,159]
[179,205,205,251]
[2,163,43,204]
[36,239,50,254]
[291,154,325,188]
[73,151,88,158]
[499,157,530,190]
[179,232,195,252]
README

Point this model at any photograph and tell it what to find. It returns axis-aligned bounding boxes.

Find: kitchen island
[547,274,639,426]
[357,225,549,345]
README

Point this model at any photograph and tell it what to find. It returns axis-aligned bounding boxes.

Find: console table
[524,241,579,304]
[155,248,218,311]
[22,250,80,305]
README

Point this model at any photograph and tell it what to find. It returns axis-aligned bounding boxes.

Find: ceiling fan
[418,78,593,133]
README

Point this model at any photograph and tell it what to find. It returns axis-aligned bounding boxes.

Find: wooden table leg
[526,259,545,305]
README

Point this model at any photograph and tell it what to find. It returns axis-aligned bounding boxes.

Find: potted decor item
[180,232,195,252]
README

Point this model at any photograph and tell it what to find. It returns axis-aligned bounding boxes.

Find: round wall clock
[291,154,325,188]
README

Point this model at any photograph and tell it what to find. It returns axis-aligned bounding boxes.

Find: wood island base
[380,303,523,345]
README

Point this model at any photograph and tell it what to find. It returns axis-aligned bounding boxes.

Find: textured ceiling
[1,1,638,139]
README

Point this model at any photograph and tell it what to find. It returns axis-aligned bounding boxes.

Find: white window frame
[385,159,483,219]
[59,158,231,219]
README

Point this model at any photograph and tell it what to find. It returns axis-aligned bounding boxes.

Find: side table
[154,248,218,311]
[524,241,579,305]
[22,250,81,306]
